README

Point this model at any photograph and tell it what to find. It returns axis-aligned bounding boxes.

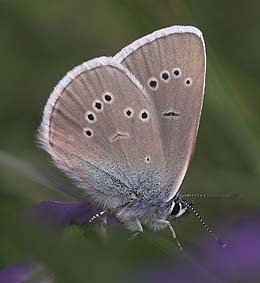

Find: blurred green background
[0,0,260,282]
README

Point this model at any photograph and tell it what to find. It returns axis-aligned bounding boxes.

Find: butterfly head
[167,195,192,220]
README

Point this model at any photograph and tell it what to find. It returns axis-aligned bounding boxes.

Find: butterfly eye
[171,202,181,216]
[102,92,114,103]
[93,100,103,111]
[147,77,159,91]
[172,68,181,78]
[184,77,193,87]
[83,128,93,138]
[160,70,170,82]
[124,107,134,118]
[85,111,96,123]
[139,110,150,122]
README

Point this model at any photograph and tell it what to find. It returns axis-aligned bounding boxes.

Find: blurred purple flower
[0,262,44,283]
[25,200,117,232]
[197,219,260,281]
[25,200,99,231]
[0,201,111,282]
[5,198,260,283]
[139,218,260,283]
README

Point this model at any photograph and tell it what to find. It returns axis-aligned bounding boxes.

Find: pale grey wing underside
[38,57,166,208]
[114,26,206,200]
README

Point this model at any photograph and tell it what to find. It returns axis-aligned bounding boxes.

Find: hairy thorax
[114,197,173,226]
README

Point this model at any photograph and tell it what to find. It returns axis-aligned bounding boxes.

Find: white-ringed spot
[184,77,193,87]
[85,111,96,123]
[92,99,103,112]
[124,107,134,118]
[139,109,150,122]
[102,91,114,103]
[172,68,181,78]
[83,127,93,138]
[68,135,74,141]
[147,77,159,91]
[160,70,170,82]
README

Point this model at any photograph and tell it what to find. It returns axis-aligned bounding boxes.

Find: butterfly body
[111,193,190,233]
[38,26,205,240]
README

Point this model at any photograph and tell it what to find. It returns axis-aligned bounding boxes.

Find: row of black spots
[123,107,150,122]
[92,92,114,112]
[84,91,115,124]
[83,109,97,138]
[147,68,193,91]
[83,91,115,138]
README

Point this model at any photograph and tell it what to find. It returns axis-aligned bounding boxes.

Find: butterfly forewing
[114,26,206,200]
[38,57,166,206]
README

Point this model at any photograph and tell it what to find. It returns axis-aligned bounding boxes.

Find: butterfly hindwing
[114,26,206,200]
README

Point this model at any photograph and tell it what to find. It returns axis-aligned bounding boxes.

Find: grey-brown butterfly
[38,26,238,249]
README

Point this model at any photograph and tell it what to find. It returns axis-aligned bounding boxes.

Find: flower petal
[138,217,260,283]
[26,201,98,230]
[0,262,41,283]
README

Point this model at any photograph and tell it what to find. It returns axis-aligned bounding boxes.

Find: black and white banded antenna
[181,193,242,200]
[182,200,226,248]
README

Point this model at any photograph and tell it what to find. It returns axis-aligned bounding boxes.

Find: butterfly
[38,26,237,249]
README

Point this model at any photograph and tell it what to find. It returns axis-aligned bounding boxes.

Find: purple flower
[0,201,101,283]
[4,197,260,283]
[139,217,260,283]
[25,200,99,231]
[0,262,44,283]
[24,200,118,234]
[0,200,120,282]
[196,219,260,281]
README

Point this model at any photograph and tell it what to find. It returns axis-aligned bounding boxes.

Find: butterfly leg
[153,219,183,251]
[88,210,106,224]
[127,218,143,239]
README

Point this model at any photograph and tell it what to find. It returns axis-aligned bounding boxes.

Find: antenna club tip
[218,240,227,248]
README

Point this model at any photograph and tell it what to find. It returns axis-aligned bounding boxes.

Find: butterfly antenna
[181,193,243,200]
[182,200,226,248]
